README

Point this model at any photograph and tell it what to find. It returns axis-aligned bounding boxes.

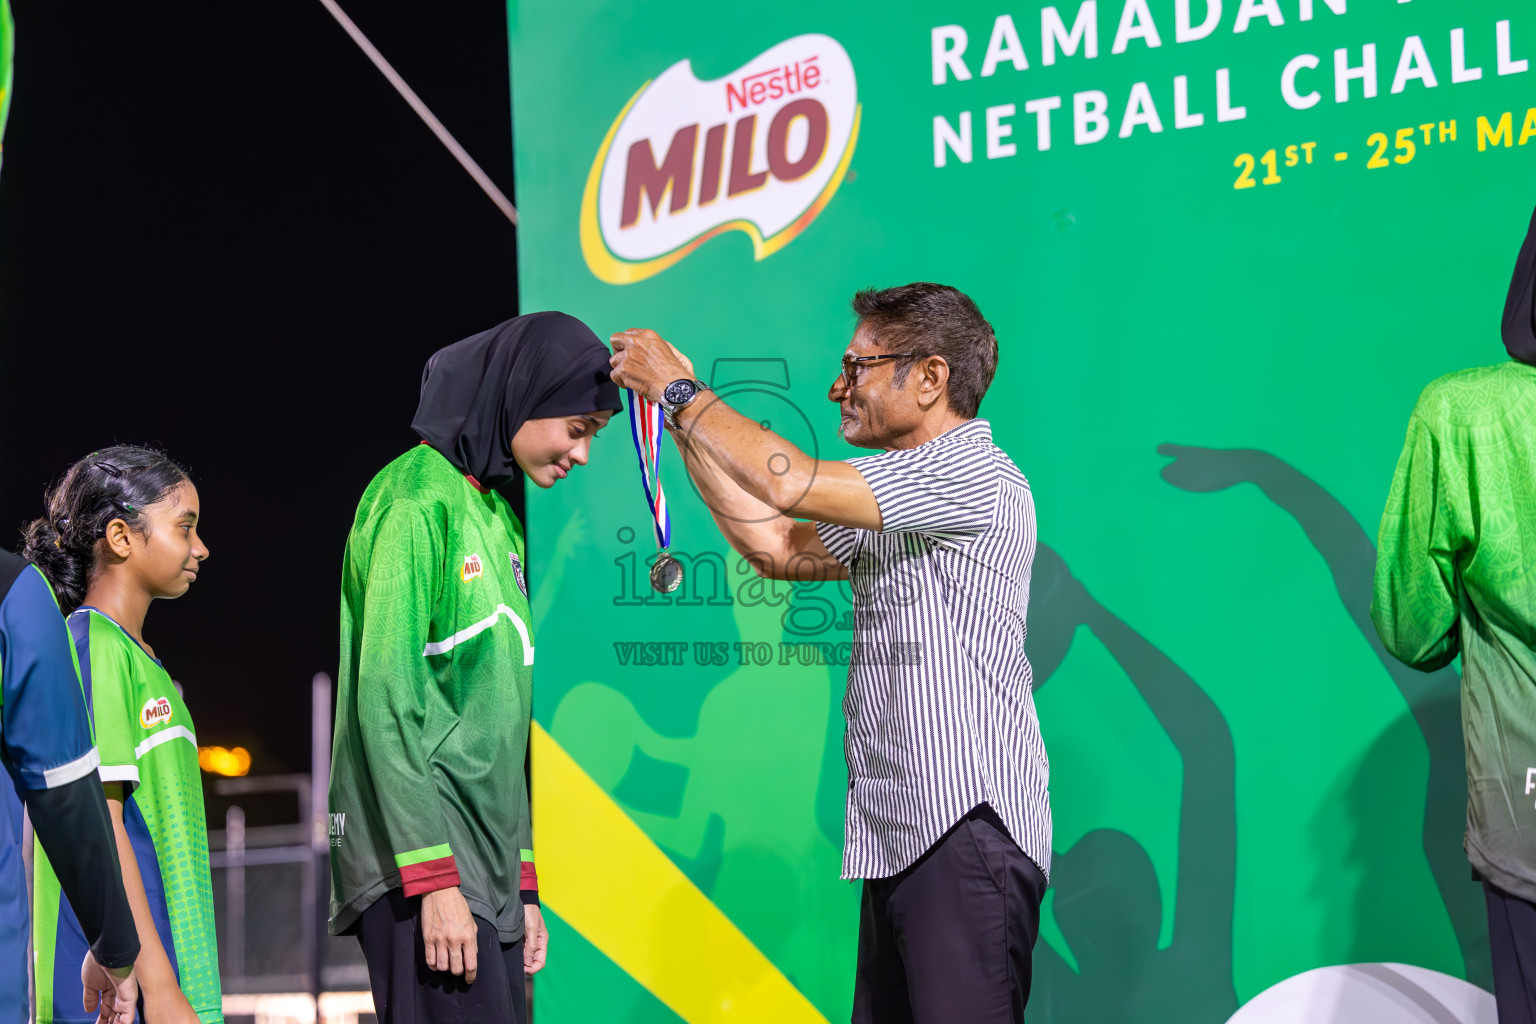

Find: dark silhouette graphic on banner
[1027,544,1238,1023]
[1158,443,1488,992]
[1027,444,1487,1022]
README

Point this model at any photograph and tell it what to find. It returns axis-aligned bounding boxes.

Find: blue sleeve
[0,566,99,791]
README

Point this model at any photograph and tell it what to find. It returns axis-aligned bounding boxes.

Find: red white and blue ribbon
[627,389,670,549]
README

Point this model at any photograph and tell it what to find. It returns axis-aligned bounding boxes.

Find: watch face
[663,379,697,405]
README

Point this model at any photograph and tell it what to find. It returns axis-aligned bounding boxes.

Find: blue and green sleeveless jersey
[0,559,102,1024]
[32,609,222,1023]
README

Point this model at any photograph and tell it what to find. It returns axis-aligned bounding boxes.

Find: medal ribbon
[627,389,670,549]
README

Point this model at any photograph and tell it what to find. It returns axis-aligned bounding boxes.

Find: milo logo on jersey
[580,33,861,285]
[140,696,173,729]
[461,554,483,582]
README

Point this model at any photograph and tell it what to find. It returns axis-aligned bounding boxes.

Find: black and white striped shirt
[816,417,1051,881]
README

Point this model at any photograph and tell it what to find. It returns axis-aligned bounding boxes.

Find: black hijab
[411,312,624,488]
[1503,203,1536,365]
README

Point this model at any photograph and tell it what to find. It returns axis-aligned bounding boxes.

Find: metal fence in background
[207,674,373,1006]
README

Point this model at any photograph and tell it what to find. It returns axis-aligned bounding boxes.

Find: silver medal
[649,552,684,594]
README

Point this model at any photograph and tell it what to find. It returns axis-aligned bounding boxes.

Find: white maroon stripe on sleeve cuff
[41,747,101,788]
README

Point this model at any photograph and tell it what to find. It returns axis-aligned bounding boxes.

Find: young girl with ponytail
[24,447,220,1024]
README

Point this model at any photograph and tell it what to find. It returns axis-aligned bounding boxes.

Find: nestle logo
[726,56,822,112]
[582,33,858,284]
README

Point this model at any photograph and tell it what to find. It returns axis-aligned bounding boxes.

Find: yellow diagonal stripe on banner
[532,721,829,1023]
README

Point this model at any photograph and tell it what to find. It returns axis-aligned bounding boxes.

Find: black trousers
[355,887,528,1024]
[853,805,1048,1024]
[1486,881,1536,1024]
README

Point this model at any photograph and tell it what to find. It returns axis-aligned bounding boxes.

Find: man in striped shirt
[610,283,1050,1024]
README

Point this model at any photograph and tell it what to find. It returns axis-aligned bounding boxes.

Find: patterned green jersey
[330,444,536,941]
[33,609,222,1024]
[1373,361,1536,902]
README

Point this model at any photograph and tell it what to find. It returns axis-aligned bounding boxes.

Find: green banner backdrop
[509,2,1536,1020]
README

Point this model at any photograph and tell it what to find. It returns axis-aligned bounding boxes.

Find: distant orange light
[198,745,251,777]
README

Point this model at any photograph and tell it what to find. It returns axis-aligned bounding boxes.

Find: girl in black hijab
[412,311,625,489]
[331,312,621,1024]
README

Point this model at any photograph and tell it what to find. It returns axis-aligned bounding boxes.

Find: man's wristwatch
[658,378,711,428]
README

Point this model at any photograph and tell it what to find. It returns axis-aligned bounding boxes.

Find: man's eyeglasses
[836,352,919,391]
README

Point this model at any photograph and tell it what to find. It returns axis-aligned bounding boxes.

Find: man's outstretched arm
[610,328,883,530]
[671,420,846,582]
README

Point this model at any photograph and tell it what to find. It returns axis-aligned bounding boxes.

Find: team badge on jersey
[461,554,484,582]
[140,696,173,729]
[508,552,528,596]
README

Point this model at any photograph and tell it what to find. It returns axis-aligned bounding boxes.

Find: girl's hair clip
[95,461,123,477]
[114,500,137,515]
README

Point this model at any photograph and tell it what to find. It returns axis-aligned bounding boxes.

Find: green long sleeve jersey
[330,444,537,941]
[1373,361,1536,902]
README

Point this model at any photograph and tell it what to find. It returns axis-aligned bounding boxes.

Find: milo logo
[462,554,484,582]
[581,33,860,284]
[140,696,173,729]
